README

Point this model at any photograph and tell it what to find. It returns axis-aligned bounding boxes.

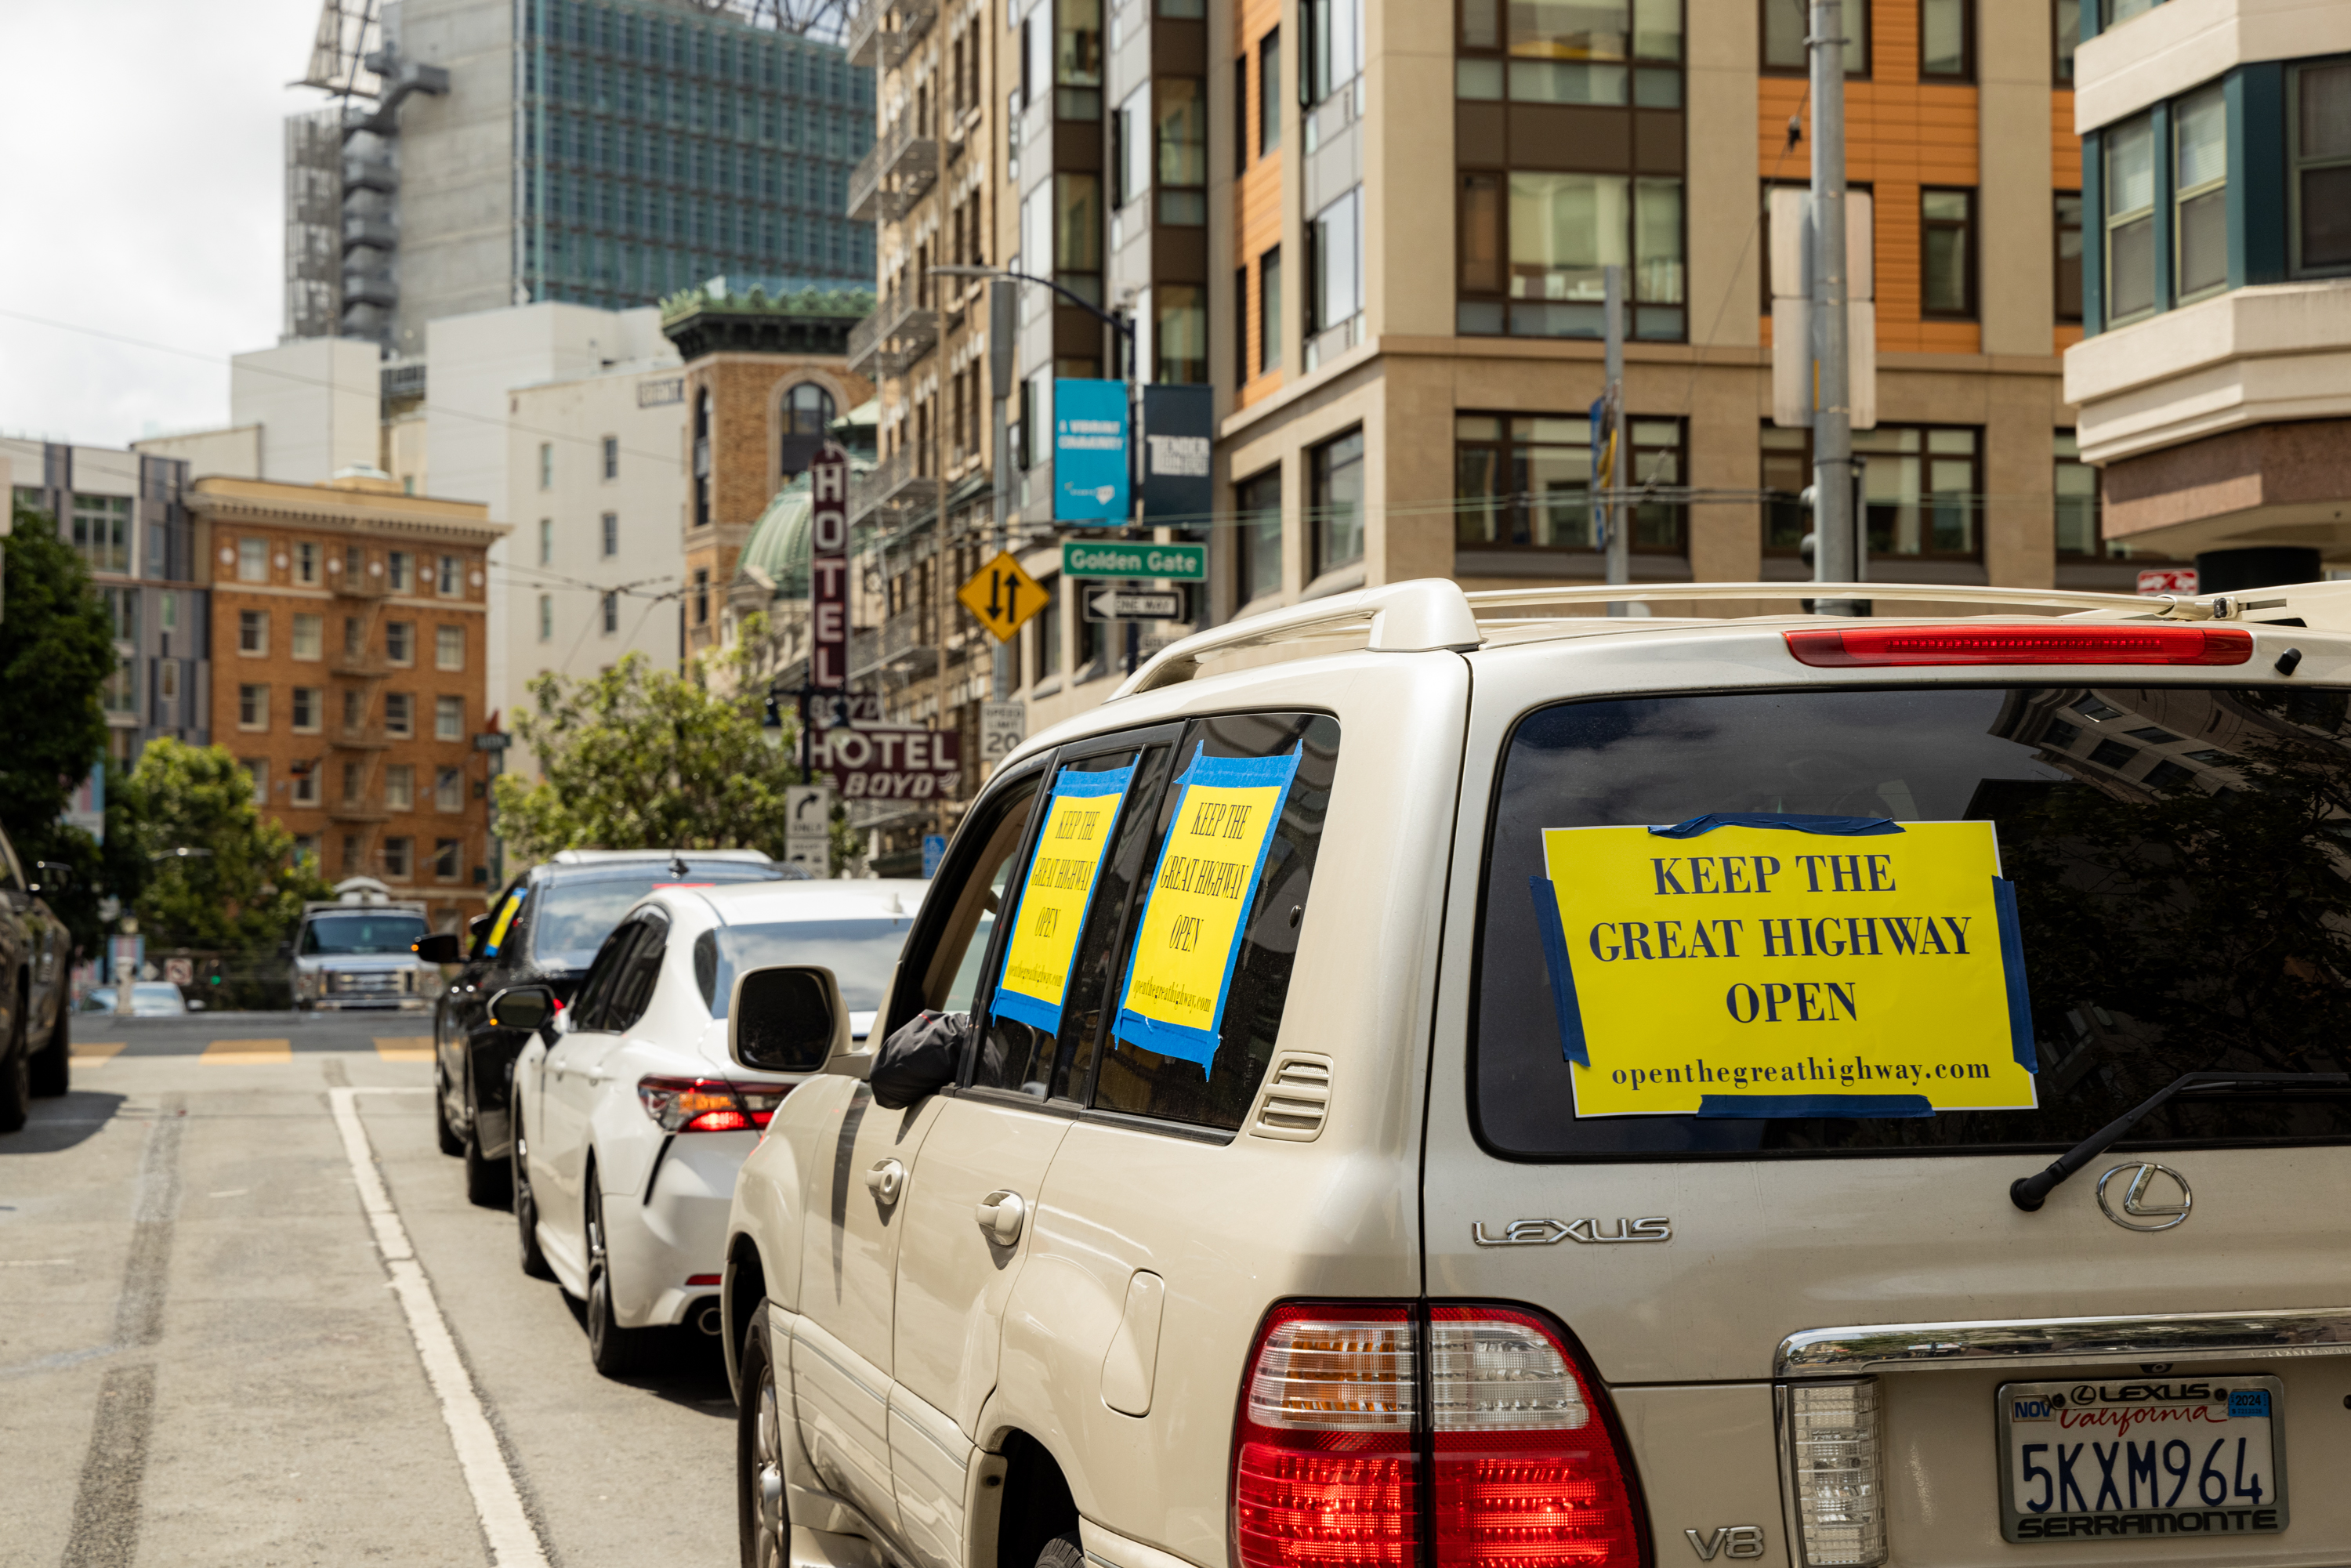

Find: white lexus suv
[717,578,2351,1568]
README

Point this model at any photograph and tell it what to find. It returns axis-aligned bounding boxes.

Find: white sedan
[498,878,923,1374]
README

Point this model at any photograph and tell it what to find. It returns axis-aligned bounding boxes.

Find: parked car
[289,880,435,1011]
[77,984,194,1017]
[423,849,795,1206]
[718,577,2351,1568]
[0,824,72,1128]
[489,878,920,1373]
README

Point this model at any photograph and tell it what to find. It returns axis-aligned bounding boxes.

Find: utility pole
[1601,264,1630,611]
[990,280,1016,699]
[1809,0,1858,609]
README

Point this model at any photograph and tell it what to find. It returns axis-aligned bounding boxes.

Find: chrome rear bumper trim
[1778,1307,2351,1378]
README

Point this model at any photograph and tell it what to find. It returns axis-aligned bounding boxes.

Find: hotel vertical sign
[809,444,849,690]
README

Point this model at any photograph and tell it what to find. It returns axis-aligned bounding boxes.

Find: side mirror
[412,932,465,964]
[31,861,73,894]
[729,965,847,1074]
[487,983,556,1031]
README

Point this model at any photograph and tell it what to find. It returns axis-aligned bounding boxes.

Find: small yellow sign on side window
[1535,818,2038,1118]
[958,552,1052,643]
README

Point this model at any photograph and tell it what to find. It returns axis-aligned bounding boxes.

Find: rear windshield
[1474,684,2351,1158]
[693,918,913,1018]
[530,867,776,969]
[301,912,429,955]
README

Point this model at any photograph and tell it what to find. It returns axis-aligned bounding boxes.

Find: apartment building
[2062,0,2351,587]
[4,439,209,764]
[185,473,506,928]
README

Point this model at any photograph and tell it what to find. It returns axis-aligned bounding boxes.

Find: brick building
[663,284,872,663]
[187,472,508,931]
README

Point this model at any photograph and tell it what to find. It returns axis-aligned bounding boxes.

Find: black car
[0,824,73,1132]
[422,850,795,1204]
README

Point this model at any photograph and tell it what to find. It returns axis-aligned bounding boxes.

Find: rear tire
[28,1004,67,1099]
[433,1068,464,1157]
[1036,1532,1085,1568]
[738,1315,787,1568]
[512,1116,554,1280]
[585,1181,657,1376]
[0,989,28,1135]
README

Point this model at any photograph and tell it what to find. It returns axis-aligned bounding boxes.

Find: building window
[1260,29,1282,152]
[237,535,267,582]
[1303,0,1362,105]
[1235,265,1251,382]
[2054,431,2103,556]
[1307,186,1363,357]
[694,568,711,625]
[436,766,463,812]
[436,696,464,742]
[103,655,138,716]
[2174,83,2228,301]
[340,831,360,870]
[1921,188,1975,317]
[538,518,553,565]
[292,767,319,808]
[384,837,412,881]
[342,688,363,733]
[1260,248,1284,371]
[2292,62,2351,275]
[238,683,269,730]
[1054,172,1103,302]
[1056,0,1103,119]
[538,594,553,641]
[2106,113,2157,324]
[601,512,619,556]
[1760,0,1865,74]
[781,382,835,476]
[601,434,619,480]
[1458,0,1683,101]
[538,442,554,489]
[2052,0,2078,83]
[1034,574,1063,681]
[435,625,464,671]
[296,541,319,584]
[386,621,414,665]
[386,692,415,738]
[434,838,462,881]
[1855,425,1981,559]
[2055,193,2084,322]
[1156,78,1208,226]
[292,613,323,661]
[385,765,415,811]
[292,686,321,733]
[158,659,179,708]
[1919,0,1971,78]
[693,390,712,526]
[244,759,269,806]
[438,554,460,595]
[1235,467,1283,605]
[1309,429,1365,578]
[1155,286,1208,383]
[388,550,412,592]
[1459,173,1686,340]
[1760,425,1812,552]
[1234,53,1250,174]
[601,591,620,635]
[238,609,269,656]
[1458,413,1688,553]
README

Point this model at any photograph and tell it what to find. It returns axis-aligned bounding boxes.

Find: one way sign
[1082,585,1186,621]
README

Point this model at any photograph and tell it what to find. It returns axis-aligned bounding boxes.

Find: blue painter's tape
[987,985,1063,1036]
[1648,813,1906,838]
[989,760,1138,1038]
[1697,1093,1936,1119]
[1992,875,2038,1072]
[1111,744,1303,1070]
[1529,877,1588,1067]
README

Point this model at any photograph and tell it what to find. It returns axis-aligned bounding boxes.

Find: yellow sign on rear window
[1534,815,2038,1117]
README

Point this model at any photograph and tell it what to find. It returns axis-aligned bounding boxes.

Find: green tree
[493,648,808,864]
[117,740,332,954]
[0,498,118,951]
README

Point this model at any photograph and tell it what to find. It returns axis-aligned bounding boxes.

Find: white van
[719,579,2351,1568]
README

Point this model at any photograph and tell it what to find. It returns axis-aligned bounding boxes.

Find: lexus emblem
[2096,1163,2191,1231]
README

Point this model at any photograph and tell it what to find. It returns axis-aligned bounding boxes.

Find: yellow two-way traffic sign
[957,551,1052,643]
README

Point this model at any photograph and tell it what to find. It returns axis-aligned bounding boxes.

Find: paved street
[0,1012,736,1567]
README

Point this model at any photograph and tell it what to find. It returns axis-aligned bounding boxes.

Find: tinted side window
[1090,712,1341,1131]
[882,770,1045,1039]
[607,911,669,1033]
[567,919,645,1034]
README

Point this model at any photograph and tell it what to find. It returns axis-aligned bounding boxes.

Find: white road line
[329,1087,550,1568]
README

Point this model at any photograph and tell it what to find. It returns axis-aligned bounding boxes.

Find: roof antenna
[669,853,690,879]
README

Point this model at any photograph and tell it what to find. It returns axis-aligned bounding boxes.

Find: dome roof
[737,473,813,596]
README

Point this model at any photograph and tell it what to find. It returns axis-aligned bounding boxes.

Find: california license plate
[1998,1376,2287,1542]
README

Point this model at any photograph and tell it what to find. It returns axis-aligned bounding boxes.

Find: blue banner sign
[1053,378,1130,523]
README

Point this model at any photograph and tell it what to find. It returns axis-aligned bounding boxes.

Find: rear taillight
[1233,1305,1646,1568]
[635,1075,793,1132]
[1785,624,2252,668]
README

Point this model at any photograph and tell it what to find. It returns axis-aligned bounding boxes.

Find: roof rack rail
[1111,577,2351,698]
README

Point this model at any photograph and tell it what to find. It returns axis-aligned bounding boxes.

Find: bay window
[2173,83,2227,301]
[2104,113,2157,324]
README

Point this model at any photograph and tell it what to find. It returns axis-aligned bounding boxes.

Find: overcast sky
[0,0,326,448]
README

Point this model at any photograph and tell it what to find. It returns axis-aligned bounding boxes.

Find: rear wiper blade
[2010,1070,2351,1211]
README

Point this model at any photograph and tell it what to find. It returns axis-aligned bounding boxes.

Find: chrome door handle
[864,1159,905,1205]
[975,1190,1025,1246]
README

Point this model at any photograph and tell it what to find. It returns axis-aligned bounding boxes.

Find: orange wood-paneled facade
[1234,0,1285,409]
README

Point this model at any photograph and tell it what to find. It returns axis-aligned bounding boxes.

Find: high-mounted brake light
[1233,1304,1646,1568]
[635,1075,792,1132]
[1784,624,2252,668]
